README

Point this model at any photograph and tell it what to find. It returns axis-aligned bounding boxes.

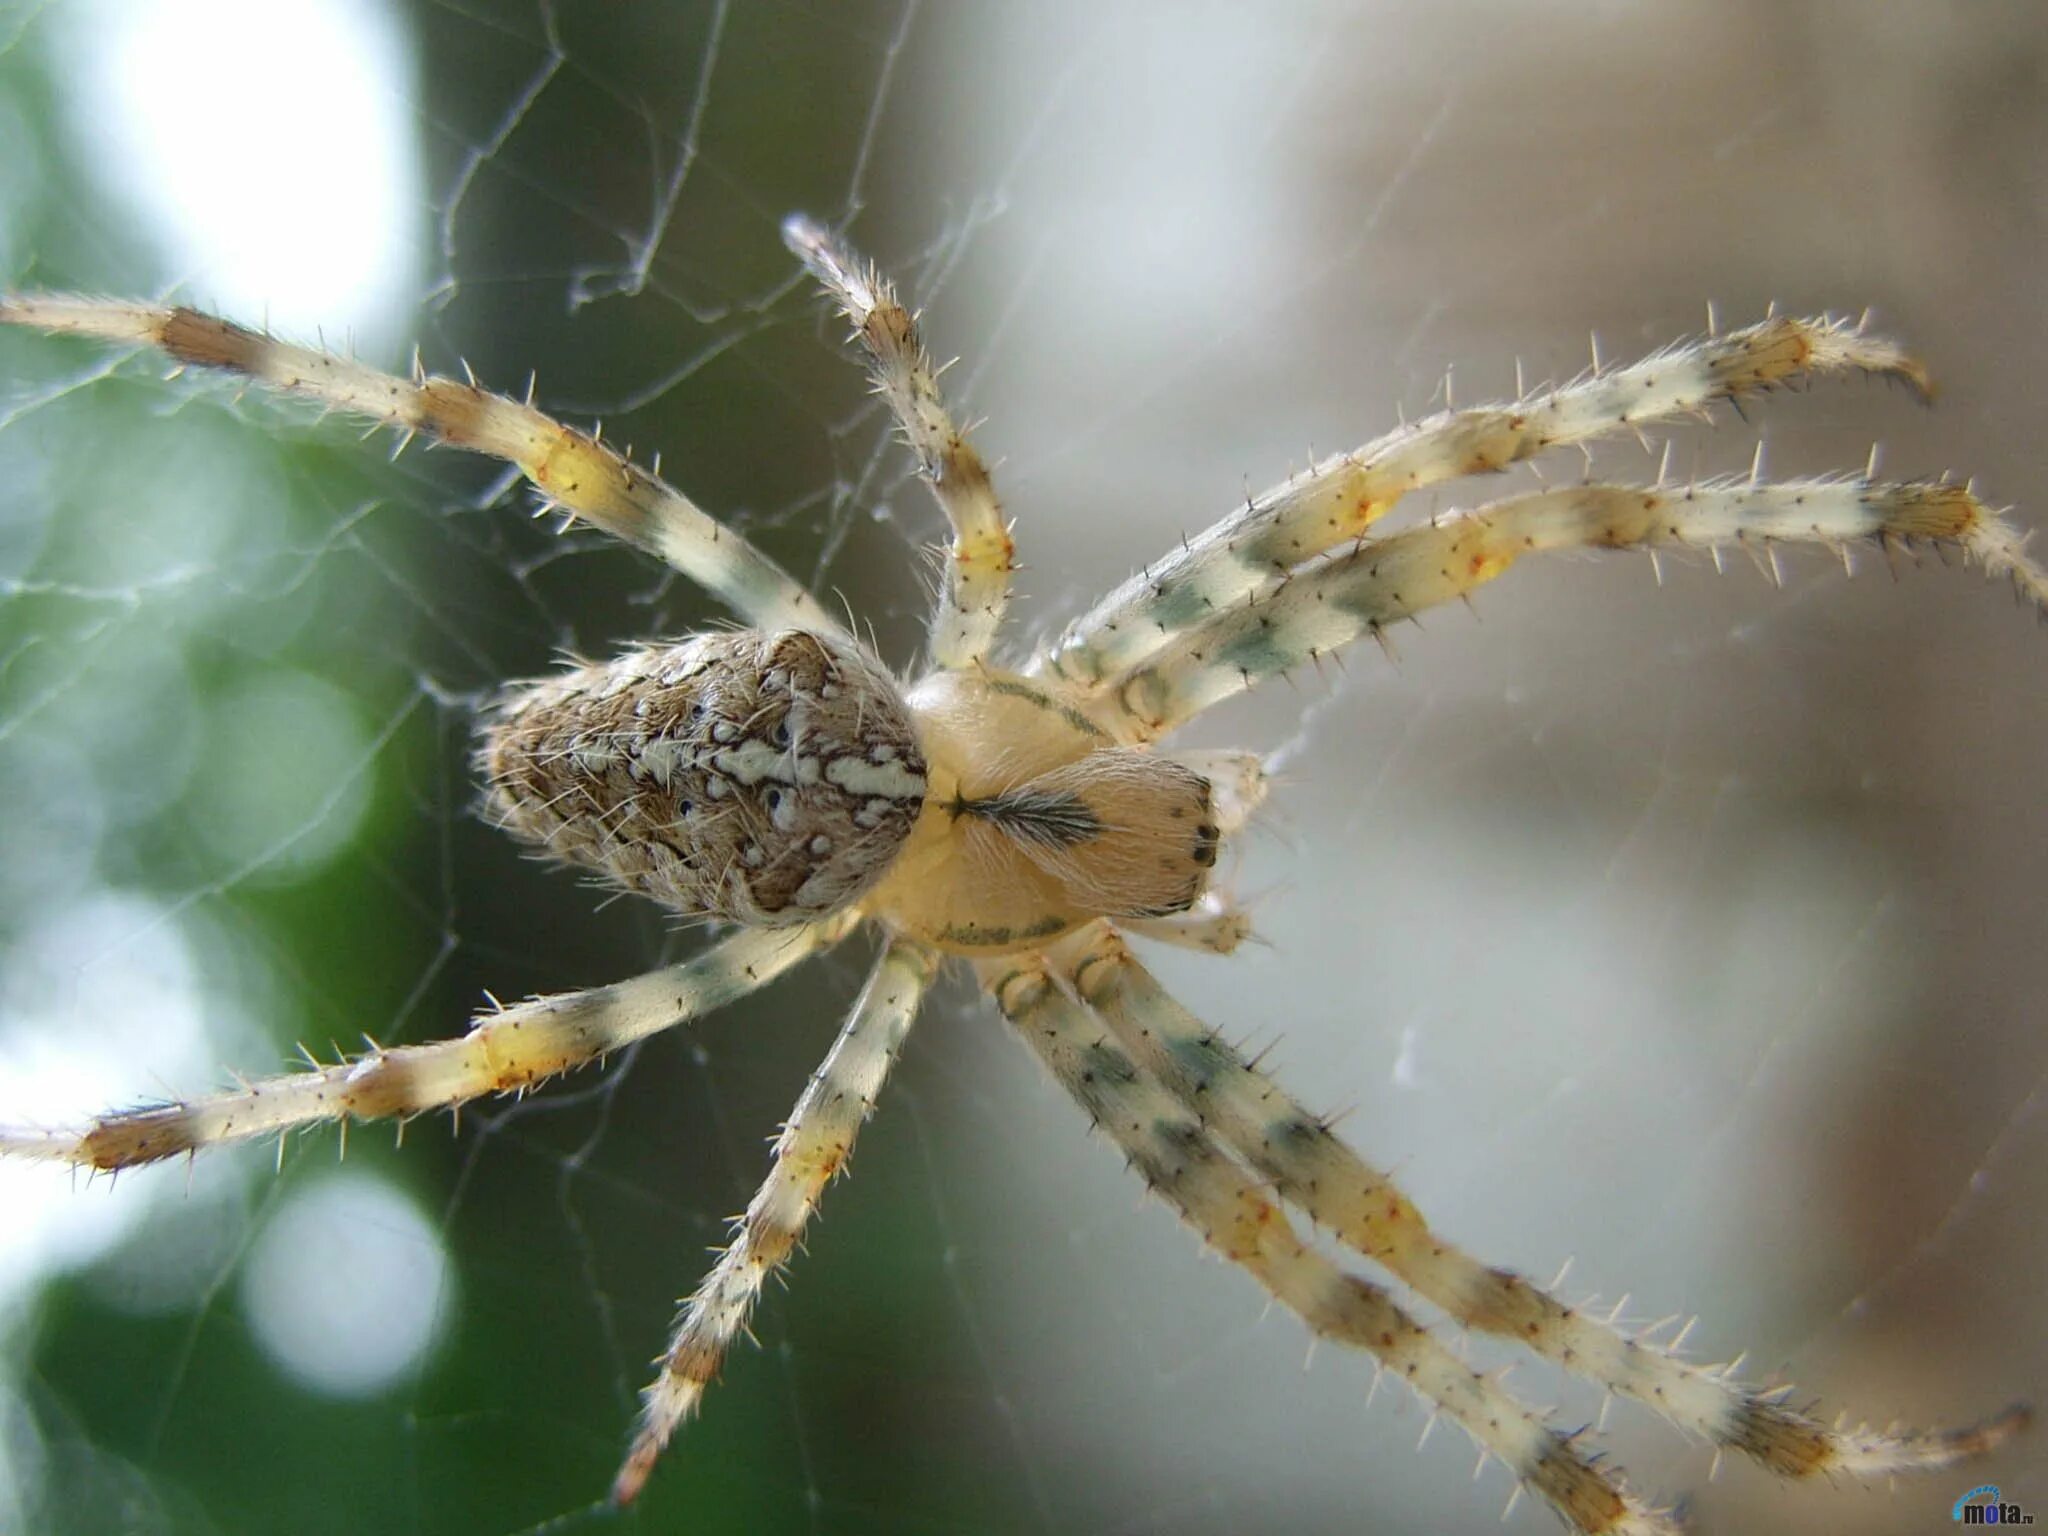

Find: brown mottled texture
[482,630,927,924]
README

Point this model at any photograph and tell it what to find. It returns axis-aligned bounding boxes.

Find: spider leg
[615,935,936,1506]
[783,216,1016,667]
[1111,477,2047,738]
[1044,316,1933,686]
[0,294,840,634]
[1068,925,2031,1482]
[982,940,1682,1536]
[1122,891,1256,955]
[0,919,854,1171]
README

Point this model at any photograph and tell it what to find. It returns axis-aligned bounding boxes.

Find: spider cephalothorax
[2,216,2035,1533]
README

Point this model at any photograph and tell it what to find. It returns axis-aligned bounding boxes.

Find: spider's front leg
[1045,314,1933,686]
[615,936,937,1505]
[0,921,852,1169]
[983,941,1683,1536]
[1111,477,2048,738]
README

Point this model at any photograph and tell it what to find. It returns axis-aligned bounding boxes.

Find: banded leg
[0,919,854,1171]
[614,936,936,1505]
[983,944,1681,1536]
[783,215,1015,666]
[1070,926,2031,1481]
[1112,477,2048,738]
[1044,315,1933,685]
[0,294,840,635]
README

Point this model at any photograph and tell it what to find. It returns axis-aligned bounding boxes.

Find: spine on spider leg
[781,215,1016,667]
[613,937,936,1506]
[1044,315,1935,688]
[1112,477,2048,738]
[1070,928,2034,1483]
[0,923,848,1171]
[0,293,839,635]
[983,954,1683,1536]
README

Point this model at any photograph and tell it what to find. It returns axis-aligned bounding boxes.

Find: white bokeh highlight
[0,893,252,1311]
[0,0,430,1502]
[2,0,423,1309]
[241,1173,452,1399]
[52,0,421,349]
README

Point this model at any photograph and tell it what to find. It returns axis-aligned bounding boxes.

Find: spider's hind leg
[0,922,851,1171]
[0,294,840,634]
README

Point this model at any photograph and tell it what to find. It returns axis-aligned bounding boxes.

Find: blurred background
[0,3,2043,1533]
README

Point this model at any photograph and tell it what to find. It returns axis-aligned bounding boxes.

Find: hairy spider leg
[1069,926,2032,1483]
[616,936,936,1504]
[984,945,1682,1536]
[1046,315,1935,686]
[784,216,1017,668]
[0,294,843,636]
[1111,478,2048,738]
[0,921,854,1170]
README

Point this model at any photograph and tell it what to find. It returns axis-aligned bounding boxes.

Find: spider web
[1,5,2045,1535]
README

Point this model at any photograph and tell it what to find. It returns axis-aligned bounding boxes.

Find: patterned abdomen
[481,631,928,925]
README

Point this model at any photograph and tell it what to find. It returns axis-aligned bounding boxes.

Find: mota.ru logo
[1954,1485,2037,1525]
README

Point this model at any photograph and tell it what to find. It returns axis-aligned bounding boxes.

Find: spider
[1,217,2038,1535]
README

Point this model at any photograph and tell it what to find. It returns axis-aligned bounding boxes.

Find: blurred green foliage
[1,4,1030,1532]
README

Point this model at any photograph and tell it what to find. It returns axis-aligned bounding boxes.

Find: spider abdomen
[481,630,927,925]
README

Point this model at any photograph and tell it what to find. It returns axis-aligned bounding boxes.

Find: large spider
[0,217,2036,1535]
